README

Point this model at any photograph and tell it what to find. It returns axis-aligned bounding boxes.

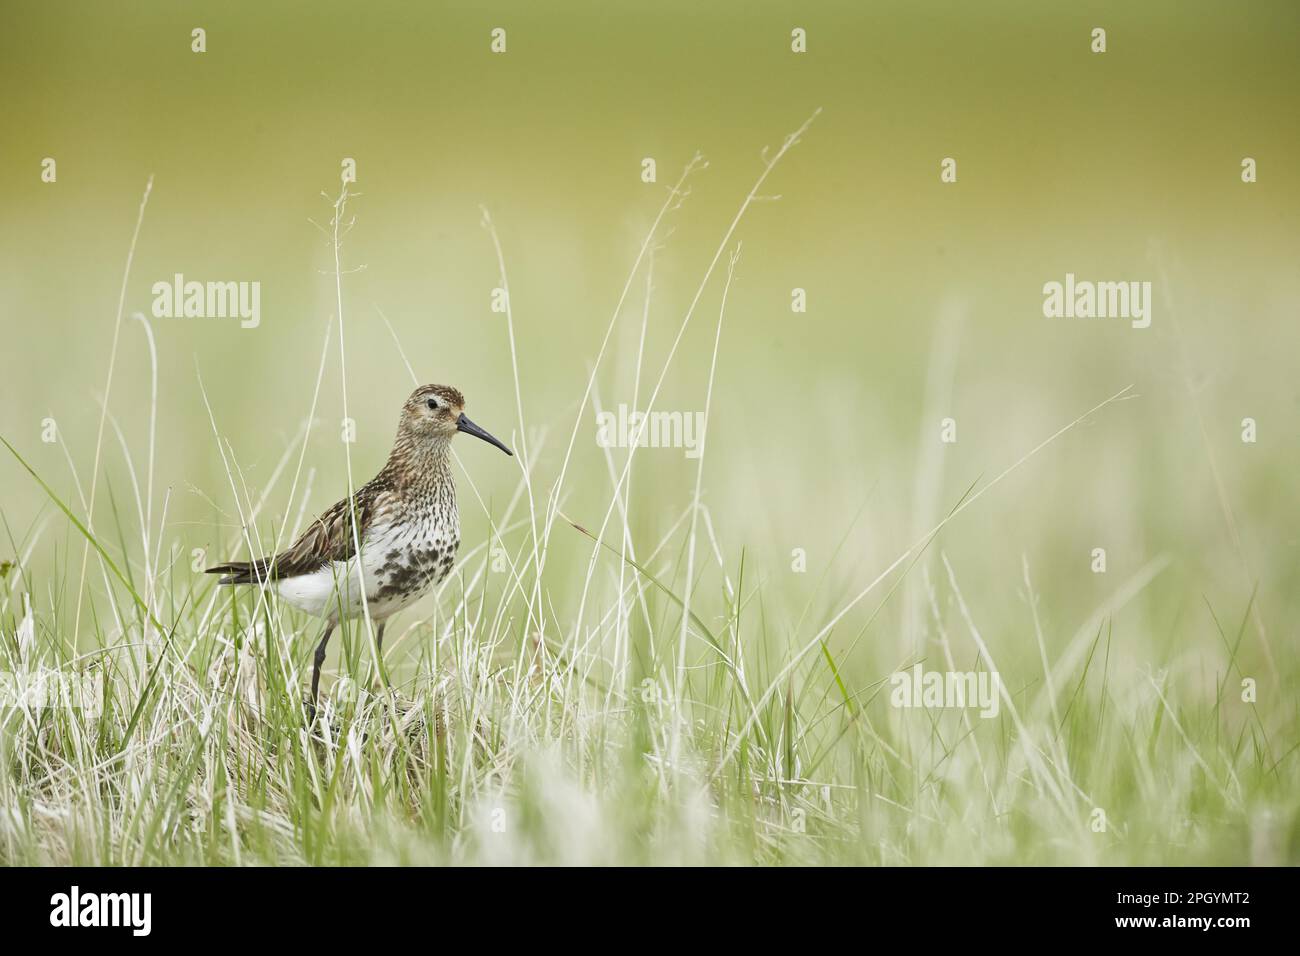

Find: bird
[205,384,513,715]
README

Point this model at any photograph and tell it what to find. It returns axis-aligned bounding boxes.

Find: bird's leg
[370,622,389,697]
[308,623,335,719]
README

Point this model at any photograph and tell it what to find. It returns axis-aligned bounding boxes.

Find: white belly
[274,516,459,621]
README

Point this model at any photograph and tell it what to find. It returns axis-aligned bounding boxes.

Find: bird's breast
[363,512,460,606]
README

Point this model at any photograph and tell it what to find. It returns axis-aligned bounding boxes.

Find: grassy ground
[2,478,1293,865]
[2,112,1298,866]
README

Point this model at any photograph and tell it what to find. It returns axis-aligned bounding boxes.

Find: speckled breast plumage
[367,512,459,610]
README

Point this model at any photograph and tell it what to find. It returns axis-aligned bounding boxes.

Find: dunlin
[206,384,513,713]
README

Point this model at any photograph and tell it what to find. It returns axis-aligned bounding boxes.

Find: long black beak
[457,413,514,456]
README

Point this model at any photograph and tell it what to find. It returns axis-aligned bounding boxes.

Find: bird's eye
[426,398,438,410]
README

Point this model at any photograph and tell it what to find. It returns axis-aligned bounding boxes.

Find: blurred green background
[1,0,1297,685]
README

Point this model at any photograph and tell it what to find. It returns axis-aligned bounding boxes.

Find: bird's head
[401,384,513,456]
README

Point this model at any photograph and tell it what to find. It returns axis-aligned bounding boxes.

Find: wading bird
[206,385,513,715]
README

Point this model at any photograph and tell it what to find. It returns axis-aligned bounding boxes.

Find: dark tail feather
[204,560,273,586]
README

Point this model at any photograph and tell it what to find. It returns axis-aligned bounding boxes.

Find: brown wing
[206,482,389,585]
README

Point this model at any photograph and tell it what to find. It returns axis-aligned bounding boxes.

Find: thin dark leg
[308,623,335,718]
[375,621,387,655]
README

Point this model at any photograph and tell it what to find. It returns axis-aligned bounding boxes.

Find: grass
[1,113,1297,867]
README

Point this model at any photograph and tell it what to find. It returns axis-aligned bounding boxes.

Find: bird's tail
[204,560,274,586]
